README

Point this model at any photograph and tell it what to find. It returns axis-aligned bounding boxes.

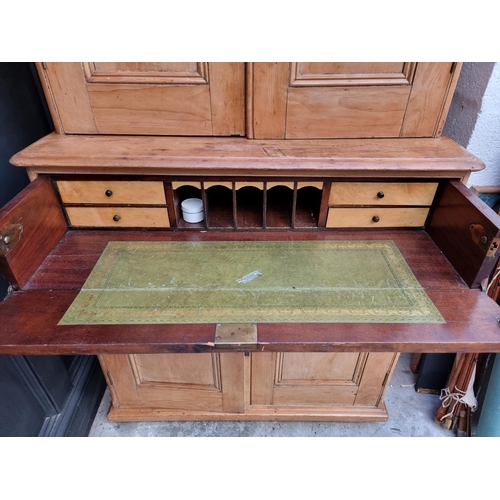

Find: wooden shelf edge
[10,134,483,178]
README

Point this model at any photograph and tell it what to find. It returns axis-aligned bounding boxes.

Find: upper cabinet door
[37,63,246,136]
[249,62,461,139]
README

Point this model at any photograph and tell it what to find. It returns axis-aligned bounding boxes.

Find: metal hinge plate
[487,237,500,257]
[469,223,500,256]
[214,323,258,348]
[0,223,23,257]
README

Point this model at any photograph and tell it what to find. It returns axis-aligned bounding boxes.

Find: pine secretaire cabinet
[37,62,459,139]
[1,62,500,422]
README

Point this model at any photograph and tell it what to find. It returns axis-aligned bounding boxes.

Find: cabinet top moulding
[11,134,483,179]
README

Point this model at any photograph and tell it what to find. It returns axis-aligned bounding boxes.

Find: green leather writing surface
[59,240,444,324]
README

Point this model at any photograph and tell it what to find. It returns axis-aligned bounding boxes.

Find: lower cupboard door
[250,352,398,408]
[99,353,245,413]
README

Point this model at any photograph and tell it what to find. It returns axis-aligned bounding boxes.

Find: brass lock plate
[214,323,258,348]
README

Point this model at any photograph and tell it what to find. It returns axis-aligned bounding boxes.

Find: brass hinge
[487,238,500,257]
[469,223,500,256]
[214,323,258,349]
[0,223,23,257]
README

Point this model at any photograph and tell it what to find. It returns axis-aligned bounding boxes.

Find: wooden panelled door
[38,62,459,139]
[251,352,398,409]
[249,62,461,139]
[99,351,397,417]
[99,353,245,414]
[37,63,246,136]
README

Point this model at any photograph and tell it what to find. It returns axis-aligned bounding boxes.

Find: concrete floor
[89,353,453,437]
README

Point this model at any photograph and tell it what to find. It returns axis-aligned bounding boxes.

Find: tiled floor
[89,353,453,437]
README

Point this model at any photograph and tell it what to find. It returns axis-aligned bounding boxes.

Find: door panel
[297,62,405,73]
[250,62,459,139]
[85,62,207,84]
[99,353,245,413]
[87,84,213,135]
[38,62,245,136]
[132,353,220,389]
[400,62,461,137]
[278,352,360,382]
[286,86,410,138]
[250,352,397,407]
[289,62,416,86]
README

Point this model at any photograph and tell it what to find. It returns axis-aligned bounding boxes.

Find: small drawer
[65,207,170,228]
[326,207,430,228]
[57,181,166,205]
[329,182,438,206]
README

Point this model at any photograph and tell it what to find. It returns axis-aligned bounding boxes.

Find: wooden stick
[466,406,472,437]
[410,353,423,374]
[439,352,475,429]
[447,353,478,430]
[457,409,467,436]
[453,354,477,418]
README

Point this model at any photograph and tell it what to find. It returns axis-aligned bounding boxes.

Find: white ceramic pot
[181,198,204,223]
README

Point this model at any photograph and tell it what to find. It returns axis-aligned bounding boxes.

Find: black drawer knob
[372,215,380,223]
[105,190,113,197]
[113,215,121,222]
[377,191,385,199]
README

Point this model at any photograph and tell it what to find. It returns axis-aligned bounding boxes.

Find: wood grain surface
[326,207,430,228]
[249,62,459,140]
[401,63,461,137]
[428,180,500,288]
[0,177,67,288]
[286,86,410,139]
[329,182,438,206]
[10,134,483,178]
[36,63,245,137]
[57,180,166,205]
[65,206,170,228]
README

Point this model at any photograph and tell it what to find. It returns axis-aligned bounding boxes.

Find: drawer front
[326,207,430,228]
[65,207,170,228]
[57,180,166,205]
[329,182,438,206]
